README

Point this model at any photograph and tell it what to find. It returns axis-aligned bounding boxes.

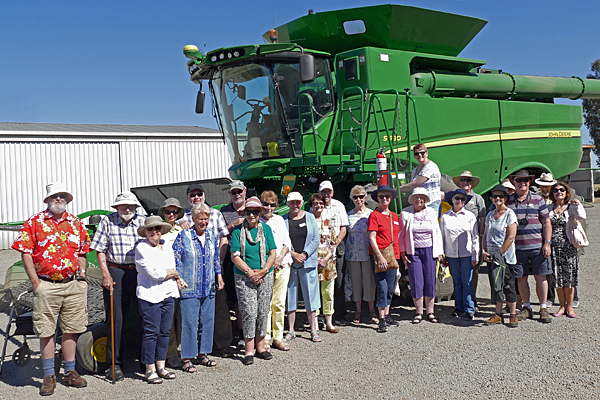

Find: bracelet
[245,268,250,275]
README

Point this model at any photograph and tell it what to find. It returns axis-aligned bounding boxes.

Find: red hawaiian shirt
[12,210,91,280]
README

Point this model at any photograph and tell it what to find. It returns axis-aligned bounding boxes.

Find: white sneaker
[545,300,553,308]
[573,300,579,308]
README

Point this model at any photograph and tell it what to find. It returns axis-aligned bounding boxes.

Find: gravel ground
[1,204,599,399]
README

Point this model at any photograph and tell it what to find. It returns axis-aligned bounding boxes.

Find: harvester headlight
[219,53,225,60]
[211,55,217,62]
[233,50,240,57]
[227,52,233,59]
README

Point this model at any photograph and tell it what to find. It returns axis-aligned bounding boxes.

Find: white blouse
[135,239,180,303]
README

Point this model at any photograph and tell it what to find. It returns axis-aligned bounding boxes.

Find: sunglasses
[230,189,243,196]
[244,209,261,216]
[50,193,68,200]
[189,192,204,198]
[312,202,324,207]
[453,197,467,202]
[163,209,179,215]
[378,194,392,199]
[490,194,506,199]
[553,187,566,193]
[414,151,427,156]
[353,195,365,200]
[146,226,162,232]
[514,178,530,183]
[261,202,277,208]
[460,178,472,183]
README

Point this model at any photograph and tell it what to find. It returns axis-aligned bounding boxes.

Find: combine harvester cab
[184,4,600,208]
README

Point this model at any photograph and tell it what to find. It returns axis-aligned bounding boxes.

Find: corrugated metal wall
[0,140,230,249]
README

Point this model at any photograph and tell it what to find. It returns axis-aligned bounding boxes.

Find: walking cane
[110,282,116,384]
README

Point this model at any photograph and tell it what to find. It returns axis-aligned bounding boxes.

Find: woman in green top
[231,197,277,366]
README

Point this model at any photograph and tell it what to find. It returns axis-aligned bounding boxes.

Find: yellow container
[267,142,280,157]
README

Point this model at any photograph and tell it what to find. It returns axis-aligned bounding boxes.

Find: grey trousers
[235,272,274,339]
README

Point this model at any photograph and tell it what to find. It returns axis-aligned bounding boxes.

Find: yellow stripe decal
[385,130,581,154]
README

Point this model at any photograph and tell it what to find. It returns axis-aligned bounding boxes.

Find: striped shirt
[506,191,549,251]
[90,213,146,264]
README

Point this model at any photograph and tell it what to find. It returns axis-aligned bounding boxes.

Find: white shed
[0,122,231,249]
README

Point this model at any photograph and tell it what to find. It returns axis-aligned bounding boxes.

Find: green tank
[183,4,600,204]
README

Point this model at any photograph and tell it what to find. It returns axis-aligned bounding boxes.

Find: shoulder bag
[567,205,588,248]
[379,212,399,271]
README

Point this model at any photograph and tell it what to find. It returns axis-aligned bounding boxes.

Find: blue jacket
[283,212,320,269]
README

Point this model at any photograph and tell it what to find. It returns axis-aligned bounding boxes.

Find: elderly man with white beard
[91,191,146,381]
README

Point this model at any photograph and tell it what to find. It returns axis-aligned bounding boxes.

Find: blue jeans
[179,295,215,359]
[138,297,175,365]
[370,256,396,308]
[447,257,475,314]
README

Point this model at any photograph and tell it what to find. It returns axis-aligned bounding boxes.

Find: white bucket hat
[535,172,557,186]
[111,191,141,209]
[137,215,172,237]
[43,182,73,204]
[408,187,431,204]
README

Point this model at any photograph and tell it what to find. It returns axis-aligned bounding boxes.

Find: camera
[518,218,529,226]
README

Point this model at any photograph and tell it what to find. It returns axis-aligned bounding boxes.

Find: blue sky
[1,0,599,153]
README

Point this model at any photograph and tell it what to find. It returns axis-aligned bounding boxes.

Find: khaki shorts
[33,278,88,337]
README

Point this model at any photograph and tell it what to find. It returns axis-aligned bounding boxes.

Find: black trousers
[103,267,140,365]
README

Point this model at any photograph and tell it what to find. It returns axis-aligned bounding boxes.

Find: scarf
[240,219,267,269]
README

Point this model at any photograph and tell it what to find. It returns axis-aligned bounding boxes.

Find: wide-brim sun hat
[535,172,557,186]
[490,184,509,198]
[509,169,535,182]
[137,215,172,236]
[286,191,304,203]
[43,182,73,204]
[445,188,473,205]
[408,187,431,204]
[452,170,480,188]
[111,191,141,208]
[371,184,399,202]
[158,197,184,220]
[238,196,263,214]
[501,178,516,191]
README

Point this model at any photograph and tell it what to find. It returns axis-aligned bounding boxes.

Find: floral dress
[550,211,578,288]
[315,216,337,282]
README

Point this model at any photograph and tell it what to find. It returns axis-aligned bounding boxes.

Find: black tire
[12,344,31,367]
[76,323,107,373]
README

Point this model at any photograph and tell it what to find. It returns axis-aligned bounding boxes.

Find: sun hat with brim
[286,192,304,203]
[229,180,246,191]
[158,197,184,220]
[371,184,399,202]
[490,184,509,198]
[509,169,535,181]
[535,172,557,186]
[452,170,480,188]
[501,178,516,191]
[137,215,172,236]
[237,196,263,215]
[445,188,473,205]
[111,191,141,208]
[43,182,73,204]
[408,187,431,204]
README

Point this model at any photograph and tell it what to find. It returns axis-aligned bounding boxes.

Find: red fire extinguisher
[376,148,388,187]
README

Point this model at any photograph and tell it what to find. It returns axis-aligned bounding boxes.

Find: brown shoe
[63,370,87,388]
[507,314,519,328]
[517,307,532,321]
[40,375,56,396]
[484,314,503,325]
[539,308,552,324]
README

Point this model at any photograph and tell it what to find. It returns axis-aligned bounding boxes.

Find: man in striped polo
[506,170,553,323]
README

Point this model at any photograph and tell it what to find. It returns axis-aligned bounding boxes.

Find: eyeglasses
[553,187,566,193]
[352,195,365,200]
[378,194,392,199]
[146,226,162,232]
[460,178,472,183]
[189,192,204,198]
[514,178,530,183]
[414,151,427,156]
[244,209,260,216]
[490,194,505,199]
[453,197,467,202]
[230,189,243,196]
[163,209,179,215]
[261,202,277,208]
[50,193,68,200]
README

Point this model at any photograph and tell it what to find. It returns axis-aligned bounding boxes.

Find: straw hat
[111,191,141,208]
[137,215,172,236]
[501,178,516,191]
[452,171,480,188]
[535,172,557,186]
[408,187,431,204]
[158,198,184,220]
[510,169,535,181]
[43,182,73,204]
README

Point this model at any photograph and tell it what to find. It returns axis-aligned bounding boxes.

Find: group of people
[12,142,587,395]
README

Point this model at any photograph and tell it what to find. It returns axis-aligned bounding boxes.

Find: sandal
[412,313,423,324]
[353,311,361,324]
[157,368,176,380]
[284,331,297,342]
[272,339,290,351]
[310,331,322,342]
[181,360,196,373]
[197,355,216,367]
[144,371,163,384]
[370,311,379,324]
[427,313,439,323]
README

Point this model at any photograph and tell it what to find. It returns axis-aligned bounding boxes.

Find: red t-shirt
[367,210,401,259]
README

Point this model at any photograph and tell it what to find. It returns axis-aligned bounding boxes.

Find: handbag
[567,206,588,248]
[379,212,399,271]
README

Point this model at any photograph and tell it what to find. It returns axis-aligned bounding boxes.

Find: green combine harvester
[183,4,600,206]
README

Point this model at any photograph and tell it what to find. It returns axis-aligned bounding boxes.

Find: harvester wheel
[76,323,107,373]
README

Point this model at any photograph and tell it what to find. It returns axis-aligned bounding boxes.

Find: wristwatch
[544,240,552,245]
